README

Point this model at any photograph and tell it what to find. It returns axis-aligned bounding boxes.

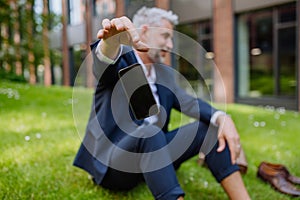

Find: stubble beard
[148,48,165,64]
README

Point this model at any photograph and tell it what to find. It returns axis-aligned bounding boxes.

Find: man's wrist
[101,39,120,58]
[95,40,122,64]
[210,110,227,126]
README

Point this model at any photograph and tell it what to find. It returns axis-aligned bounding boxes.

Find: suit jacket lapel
[123,46,138,64]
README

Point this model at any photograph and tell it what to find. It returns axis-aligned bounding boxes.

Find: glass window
[237,10,274,97]
[69,0,85,25]
[175,21,213,99]
[49,0,62,15]
[278,26,296,96]
[278,3,296,23]
[237,3,296,99]
[124,0,155,19]
[94,0,116,17]
[176,23,199,80]
[199,21,213,52]
[49,0,62,31]
[176,23,213,82]
[125,0,155,19]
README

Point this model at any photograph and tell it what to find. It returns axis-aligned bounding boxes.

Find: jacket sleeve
[172,84,218,125]
[158,66,217,125]
[90,40,120,87]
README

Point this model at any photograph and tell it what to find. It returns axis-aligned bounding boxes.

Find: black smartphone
[118,63,160,120]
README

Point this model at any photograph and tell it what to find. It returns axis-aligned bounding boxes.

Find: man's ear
[140,25,149,41]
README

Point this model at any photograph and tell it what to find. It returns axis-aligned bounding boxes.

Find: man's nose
[166,38,173,50]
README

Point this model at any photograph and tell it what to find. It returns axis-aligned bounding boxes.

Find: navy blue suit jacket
[73,41,218,184]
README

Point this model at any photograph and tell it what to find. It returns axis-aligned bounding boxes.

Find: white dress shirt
[134,51,160,124]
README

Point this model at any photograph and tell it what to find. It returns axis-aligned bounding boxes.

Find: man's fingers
[234,137,241,157]
[230,149,236,164]
[119,16,135,29]
[102,18,111,30]
[98,18,113,39]
[217,137,226,152]
[235,142,241,158]
[118,17,149,51]
[97,29,105,39]
[119,16,140,42]
[111,18,126,31]
[230,139,242,164]
[98,17,149,51]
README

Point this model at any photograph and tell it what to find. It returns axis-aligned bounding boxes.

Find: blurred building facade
[49,0,300,111]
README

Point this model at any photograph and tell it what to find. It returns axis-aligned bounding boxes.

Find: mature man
[74,7,251,200]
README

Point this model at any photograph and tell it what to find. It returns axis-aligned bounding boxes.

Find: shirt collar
[133,50,156,83]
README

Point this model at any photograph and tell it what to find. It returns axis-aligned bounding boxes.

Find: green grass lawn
[1,81,300,200]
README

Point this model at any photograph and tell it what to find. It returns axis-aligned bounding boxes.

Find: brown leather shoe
[257,162,300,197]
[261,161,300,185]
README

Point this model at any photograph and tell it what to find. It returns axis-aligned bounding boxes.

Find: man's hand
[97,16,149,60]
[216,114,241,164]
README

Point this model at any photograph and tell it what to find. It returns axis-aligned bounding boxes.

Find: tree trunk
[26,0,36,84]
[11,0,22,76]
[61,0,70,86]
[42,0,51,86]
[1,24,11,72]
[85,0,94,88]
[0,2,10,70]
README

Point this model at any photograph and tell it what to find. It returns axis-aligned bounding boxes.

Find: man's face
[144,19,174,63]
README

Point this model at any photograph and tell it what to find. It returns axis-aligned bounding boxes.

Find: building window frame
[235,2,297,110]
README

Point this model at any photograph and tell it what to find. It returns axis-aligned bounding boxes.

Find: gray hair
[132,6,178,28]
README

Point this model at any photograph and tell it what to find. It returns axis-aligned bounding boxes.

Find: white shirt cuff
[210,110,227,126]
[95,40,122,64]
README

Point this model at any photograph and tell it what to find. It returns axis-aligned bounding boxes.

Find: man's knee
[205,142,239,182]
